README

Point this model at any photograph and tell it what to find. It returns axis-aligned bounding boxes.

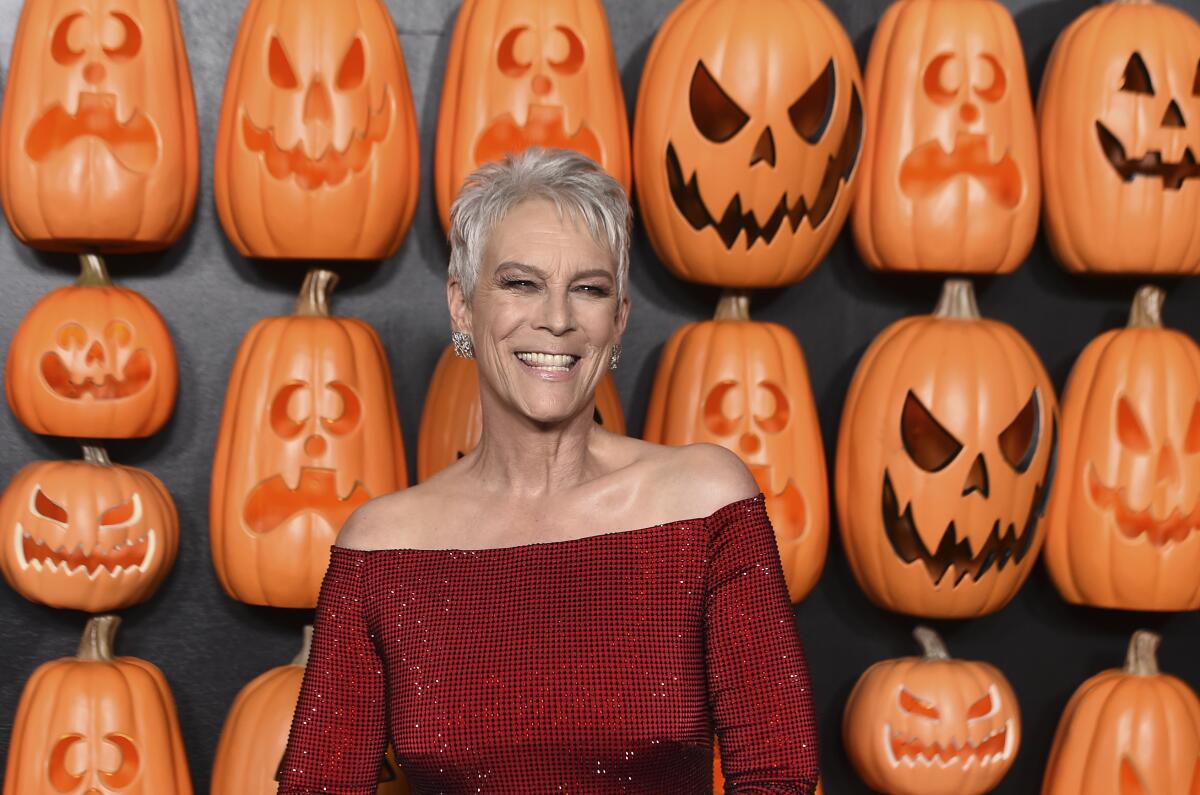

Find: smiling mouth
[515,351,580,372]
[1096,121,1200,190]
[1088,464,1200,546]
[14,522,156,579]
[884,720,1013,770]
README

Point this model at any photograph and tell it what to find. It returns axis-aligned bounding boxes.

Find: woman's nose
[536,291,575,334]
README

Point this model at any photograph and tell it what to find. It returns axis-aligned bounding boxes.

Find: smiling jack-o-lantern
[1040,0,1200,274]
[3,615,191,795]
[5,255,178,439]
[214,0,419,259]
[1043,630,1200,795]
[0,0,198,251]
[210,269,406,607]
[643,291,828,602]
[836,279,1058,617]
[0,445,178,613]
[1046,286,1200,610]
[434,0,630,232]
[853,0,1039,273]
[844,626,1021,795]
[633,0,864,287]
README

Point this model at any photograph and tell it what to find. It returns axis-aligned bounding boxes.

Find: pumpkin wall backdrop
[2,0,1200,792]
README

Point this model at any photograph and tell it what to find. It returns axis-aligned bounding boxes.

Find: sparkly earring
[452,330,475,359]
[608,343,622,370]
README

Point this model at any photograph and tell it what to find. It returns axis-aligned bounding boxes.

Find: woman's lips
[514,351,580,381]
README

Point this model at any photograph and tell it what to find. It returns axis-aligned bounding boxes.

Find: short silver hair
[448,147,631,307]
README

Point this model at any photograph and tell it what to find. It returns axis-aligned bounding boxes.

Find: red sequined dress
[276,492,819,794]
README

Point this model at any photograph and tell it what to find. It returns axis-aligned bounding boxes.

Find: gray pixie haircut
[448,147,632,306]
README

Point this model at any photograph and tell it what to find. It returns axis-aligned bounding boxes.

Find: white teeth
[515,351,577,369]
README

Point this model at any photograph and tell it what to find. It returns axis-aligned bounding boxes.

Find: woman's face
[449,199,629,426]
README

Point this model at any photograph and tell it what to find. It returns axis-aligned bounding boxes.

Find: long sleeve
[704,494,820,794]
[277,548,388,795]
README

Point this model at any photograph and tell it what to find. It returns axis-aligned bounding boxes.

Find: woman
[276,148,819,793]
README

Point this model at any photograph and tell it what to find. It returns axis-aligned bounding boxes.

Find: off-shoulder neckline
[332,492,765,555]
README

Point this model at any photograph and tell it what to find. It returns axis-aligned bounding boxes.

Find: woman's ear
[447,277,472,335]
[615,294,631,339]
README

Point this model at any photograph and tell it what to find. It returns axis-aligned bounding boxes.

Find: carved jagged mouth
[25,92,160,173]
[884,721,1014,770]
[242,466,371,535]
[474,105,602,167]
[1088,464,1200,547]
[665,88,862,249]
[40,349,152,400]
[14,522,156,579]
[899,133,1021,208]
[749,465,807,534]
[241,89,392,190]
[1096,121,1200,191]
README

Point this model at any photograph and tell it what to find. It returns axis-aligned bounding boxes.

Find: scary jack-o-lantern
[210,269,407,607]
[643,291,828,602]
[1040,0,1200,274]
[5,254,178,439]
[214,0,420,259]
[0,0,198,252]
[853,0,1039,273]
[835,279,1058,617]
[633,0,864,287]
[434,0,630,231]
[3,615,192,795]
[1046,286,1200,611]
[417,343,625,482]
[844,626,1020,795]
[1043,630,1200,795]
[0,445,178,613]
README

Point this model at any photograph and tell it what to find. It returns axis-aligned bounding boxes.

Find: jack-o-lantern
[5,255,178,439]
[835,279,1058,617]
[3,615,192,795]
[844,626,1021,795]
[643,291,828,602]
[212,625,412,794]
[214,0,420,259]
[417,343,625,482]
[1043,630,1200,794]
[0,445,178,613]
[853,0,1039,273]
[434,0,630,231]
[0,0,198,252]
[210,269,407,607]
[1040,0,1200,274]
[1046,286,1200,611]
[633,0,864,287]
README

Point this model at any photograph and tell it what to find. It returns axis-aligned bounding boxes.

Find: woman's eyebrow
[496,262,613,282]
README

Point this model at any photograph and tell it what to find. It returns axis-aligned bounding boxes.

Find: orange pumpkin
[210,269,407,607]
[3,615,192,795]
[633,0,863,287]
[1045,286,1200,611]
[853,0,1039,273]
[5,254,178,439]
[0,444,178,613]
[844,626,1020,795]
[214,0,419,259]
[212,625,411,794]
[0,0,198,252]
[835,279,1058,617]
[434,0,630,231]
[1039,0,1200,274]
[1043,630,1200,794]
[643,291,828,602]
[417,343,625,482]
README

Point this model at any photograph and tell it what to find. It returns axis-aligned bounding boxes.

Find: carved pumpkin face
[0,0,198,251]
[1040,0,1200,274]
[434,0,630,231]
[214,0,419,259]
[836,280,1058,617]
[633,0,863,287]
[853,0,1038,273]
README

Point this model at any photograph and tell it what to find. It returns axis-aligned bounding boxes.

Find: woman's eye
[576,284,610,295]
[503,278,535,289]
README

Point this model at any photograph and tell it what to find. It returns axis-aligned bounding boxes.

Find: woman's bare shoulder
[638,441,761,518]
[333,483,446,551]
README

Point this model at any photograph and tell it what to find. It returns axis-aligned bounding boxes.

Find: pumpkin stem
[1123,630,1161,676]
[295,268,339,317]
[714,290,751,321]
[81,444,113,467]
[913,626,951,660]
[77,615,120,661]
[291,625,314,667]
[1127,285,1165,329]
[76,253,113,287]
[932,278,981,320]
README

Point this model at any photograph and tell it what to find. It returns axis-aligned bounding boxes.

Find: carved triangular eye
[1120,52,1155,95]
[33,488,69,525]
[998,389,1040,473]
[788,59,835,144]
[898,688,939,719]
[901,391,963,472]
[689,61,750,143]
[1193,59,1200,96]
[1119,756,1149,795]
[336,37,365,91]
[966,686,999,720]
[269,36,300,90]
[1117,396,1152,452]
[1185,402,1200,454]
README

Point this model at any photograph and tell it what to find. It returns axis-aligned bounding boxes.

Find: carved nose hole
[960,102,979,123]
[749,127,776,167]
[1157,444,1179,485]
[304,80,333,125]
[304,434,327,457]
[962,453,989,497]
[85,341,105,366]
[532,74,552,95]
[739,432,761,454]
[1162,99,1186,128]
[83,62,106,84]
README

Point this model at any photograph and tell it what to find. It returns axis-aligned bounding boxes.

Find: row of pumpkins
[0,0,1197,279]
